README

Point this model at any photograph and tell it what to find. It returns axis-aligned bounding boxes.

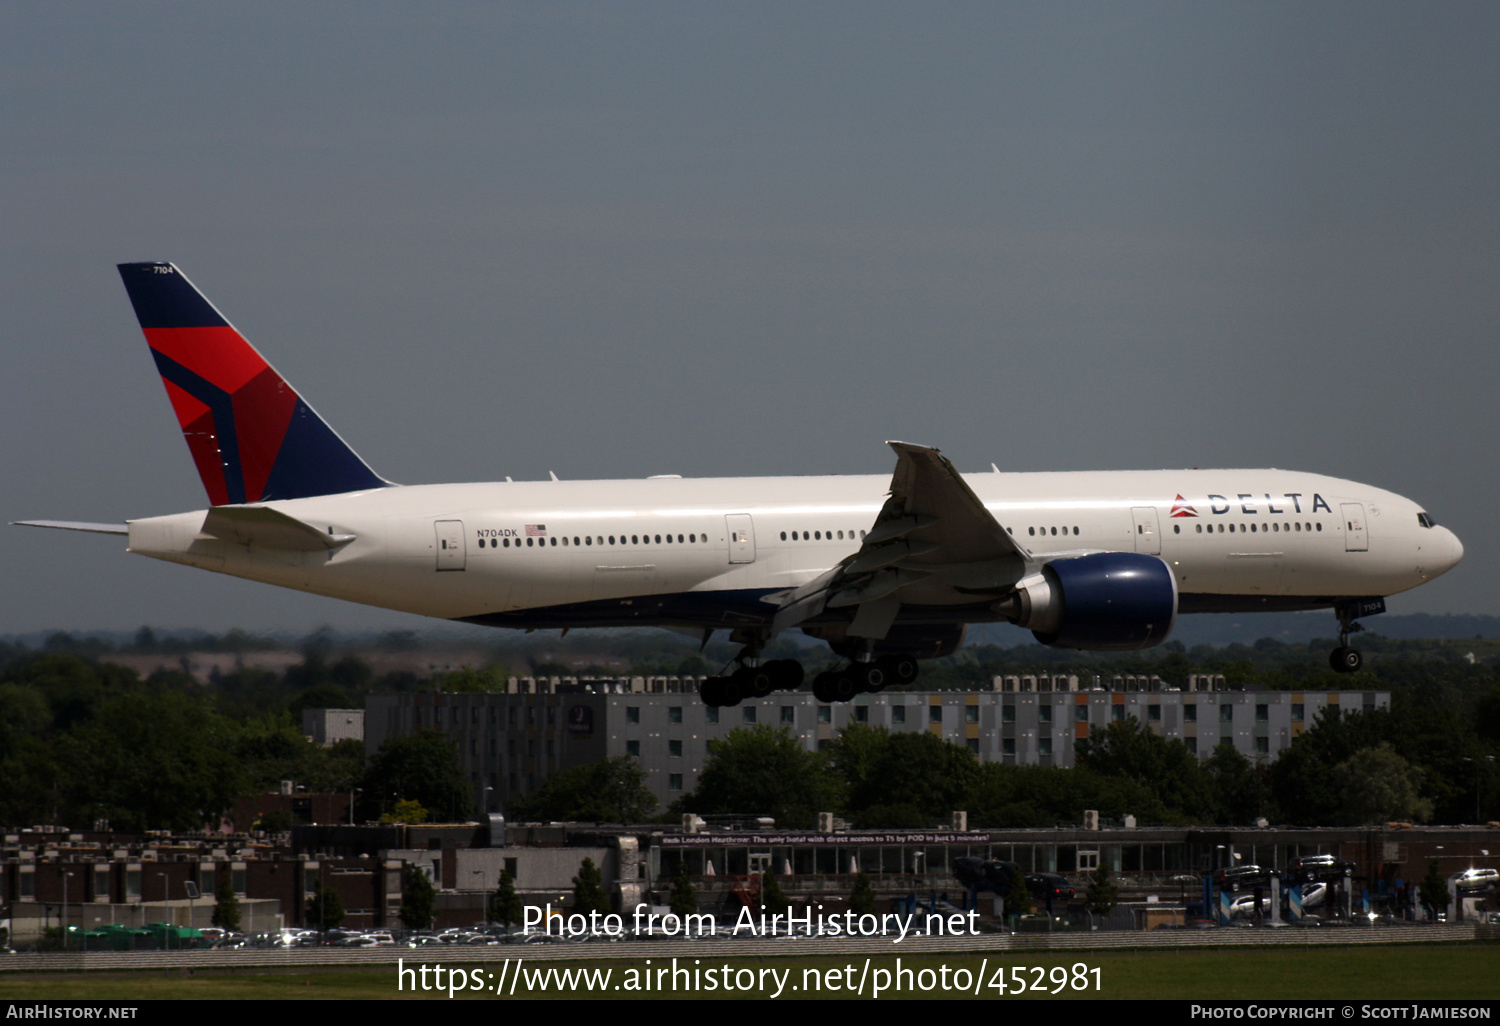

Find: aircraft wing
[770,442,1032,638]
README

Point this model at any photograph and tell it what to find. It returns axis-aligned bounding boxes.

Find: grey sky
[3,2,1495,633]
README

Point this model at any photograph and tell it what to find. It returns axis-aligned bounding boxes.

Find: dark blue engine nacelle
[996,552,1177,651]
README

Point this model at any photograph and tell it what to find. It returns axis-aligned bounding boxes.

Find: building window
[780,706,794,724]
[967,738,979,755]
[965,705,979,724]
[1111,705,1125,722]
[1220,704,1233,723]
[1256,737,1270,755]
[1002,705,1016,723]
[1256,704,1268,722]
[1075,704,1088,722]
[668,707,683,724]
[817,706,831,724]
[892,706,905,724]
[856,706,869,722]
[930,706,943,724]
[626,740,640,757]
[1185,737,1197,754]
[669,740,682,757]
[1148,705,1161,722]
[669,774,683,792]
[1039,705,1052,724]
[1292,704,1304,722]
[705,707,719,724]
[1184,705,1197,723]
[626,707,640,724]
[1039,737,1052,756]
[1002,738,1016,755]
[743,707,756,723]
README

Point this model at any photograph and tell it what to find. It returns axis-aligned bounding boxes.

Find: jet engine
[995,552,1177,651]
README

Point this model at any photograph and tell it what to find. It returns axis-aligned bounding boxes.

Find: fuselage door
[435,519,467,571]
[1131,507,1161,555]
[726,513,756,564]
[1341,503,1368,552]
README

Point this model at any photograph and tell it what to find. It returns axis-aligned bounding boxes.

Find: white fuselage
[123,467,1463,635]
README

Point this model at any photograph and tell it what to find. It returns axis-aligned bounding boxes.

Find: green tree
[400,865,436,930]
[489,870,523,927]
[381,798,429,824]
[360,730,470,823]
[571,857,610,916]
[668,860,698,917]
[680,726,841,828]
[831,726,979,822]
[1206,743,1269,825]
[211,873,242,932]
[509,757,656,823]
[1325,744,1434,825]
[1418,859,1451,920]
[1075,718,1216,822]
[1084,864,1118,922]
[848,872,877,916]
[760,868,791,915]
[307,883,345,931]
[61,690,244,832]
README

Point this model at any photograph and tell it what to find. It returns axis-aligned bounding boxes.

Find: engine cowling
[995,552,1177,651]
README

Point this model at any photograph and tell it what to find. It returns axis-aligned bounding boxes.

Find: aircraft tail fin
[117,262,389,506]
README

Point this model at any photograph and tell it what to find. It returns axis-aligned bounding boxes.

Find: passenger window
[1029,527,1036,536]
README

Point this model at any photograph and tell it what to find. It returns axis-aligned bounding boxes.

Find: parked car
[1025,873,1075,905]
[1215,865,1272,892]
[1286,855,1356,883]
[1455,868,1499,893]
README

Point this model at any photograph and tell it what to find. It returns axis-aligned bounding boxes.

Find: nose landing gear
[1329,604,1366,673]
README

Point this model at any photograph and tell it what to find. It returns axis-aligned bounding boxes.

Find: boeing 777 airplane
[16,263,1465,706]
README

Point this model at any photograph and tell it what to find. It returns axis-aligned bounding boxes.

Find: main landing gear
[698,659,804,707]
[809,654,920,703]
[696,634,923,707]
[1329,605,1365,674]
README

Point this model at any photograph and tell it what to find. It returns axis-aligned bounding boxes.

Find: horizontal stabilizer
[201,506,355,552]
[12,520,128,536]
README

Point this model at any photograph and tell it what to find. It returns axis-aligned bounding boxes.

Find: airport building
[363,676,1390,813]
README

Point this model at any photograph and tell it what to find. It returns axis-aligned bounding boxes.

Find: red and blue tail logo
[117,262,388,506]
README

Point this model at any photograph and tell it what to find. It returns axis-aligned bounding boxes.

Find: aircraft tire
[858,662,887,693]
[1329,646,1362,673]
[830,670,860,702]
[767,659,804,691]
[699,677,724,706]
[737,664,775,698]
[881,654,920,687]
[811,672,836,704]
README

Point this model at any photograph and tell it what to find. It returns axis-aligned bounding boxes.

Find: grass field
[1,945,1495,1000]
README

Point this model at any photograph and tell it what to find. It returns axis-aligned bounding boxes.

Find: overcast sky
[3,2,1495,635]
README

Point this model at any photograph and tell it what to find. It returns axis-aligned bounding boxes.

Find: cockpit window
[1417,512,1436,528]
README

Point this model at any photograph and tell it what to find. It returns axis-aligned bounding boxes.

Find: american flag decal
[525,524,547,537]
[1169,495,1199,518]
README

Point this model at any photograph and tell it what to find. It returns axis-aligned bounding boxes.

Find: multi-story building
[364,676,1390,814]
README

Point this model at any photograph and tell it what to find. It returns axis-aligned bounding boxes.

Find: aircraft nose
[1445,527,1464,570]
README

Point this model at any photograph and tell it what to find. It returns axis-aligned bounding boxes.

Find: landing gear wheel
[880,654,920,687]
[830,669,860,702]
[699,676,723,706]
[717,674,744,706]
[1329,646,1362,673]
[857,661,888,693]
[735,664,775,698]
[812,672,837,704]
[765,658,804,692]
